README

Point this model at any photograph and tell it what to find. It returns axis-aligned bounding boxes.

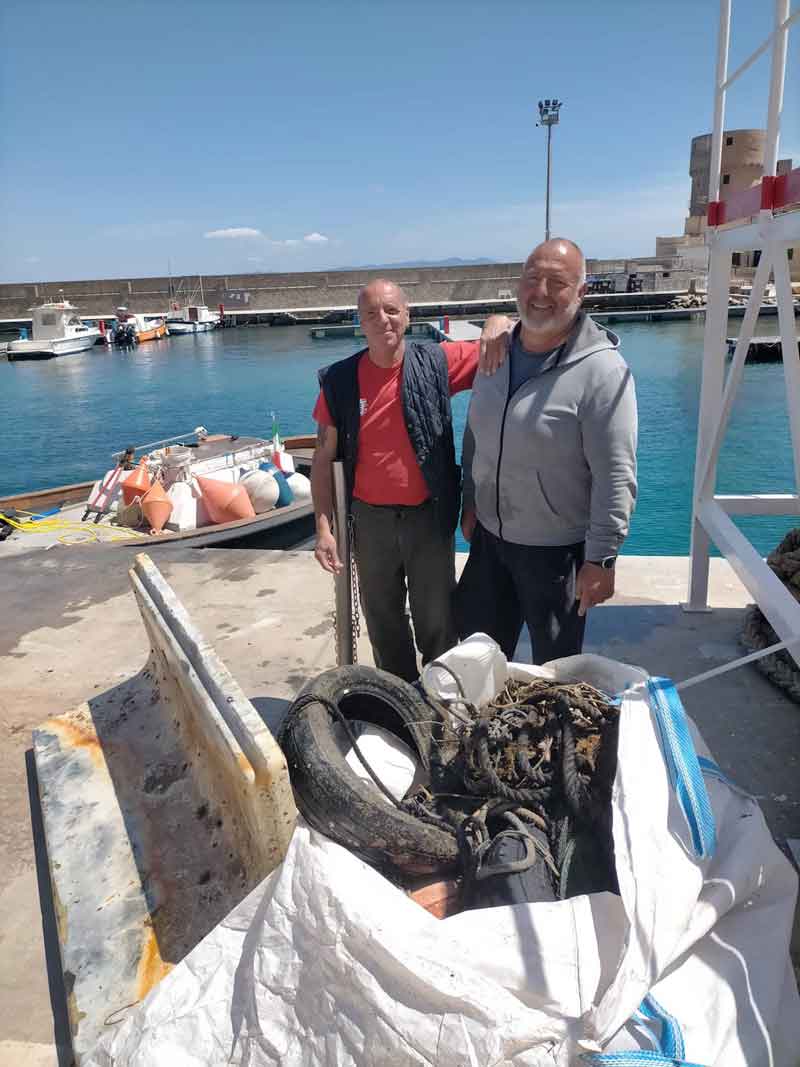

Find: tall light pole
[537,98,562,241]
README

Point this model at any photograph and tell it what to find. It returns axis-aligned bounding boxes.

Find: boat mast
[199,274,205,304]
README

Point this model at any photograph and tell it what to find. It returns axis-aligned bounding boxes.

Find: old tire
[278,665,459,883]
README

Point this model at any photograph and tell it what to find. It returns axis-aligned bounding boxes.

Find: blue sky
[1,0,798,283]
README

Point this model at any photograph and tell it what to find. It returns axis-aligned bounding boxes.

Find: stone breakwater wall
[0,264,522,320]
[0,262,692,322]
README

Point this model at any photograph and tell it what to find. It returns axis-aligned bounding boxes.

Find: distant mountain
[334,257,497,270]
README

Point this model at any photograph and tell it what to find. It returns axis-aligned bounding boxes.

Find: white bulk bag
[86,647,800,1067]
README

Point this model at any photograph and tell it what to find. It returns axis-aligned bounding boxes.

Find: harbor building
[656,128,799,281]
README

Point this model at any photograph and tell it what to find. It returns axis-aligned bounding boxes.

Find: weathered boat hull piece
[33,553,298,1063]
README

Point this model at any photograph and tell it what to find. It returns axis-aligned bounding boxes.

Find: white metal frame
[686,1,800,657]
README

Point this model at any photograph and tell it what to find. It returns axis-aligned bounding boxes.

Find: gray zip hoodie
[462,312,637,560]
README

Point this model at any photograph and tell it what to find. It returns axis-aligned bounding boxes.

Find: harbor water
[0,317,794,556]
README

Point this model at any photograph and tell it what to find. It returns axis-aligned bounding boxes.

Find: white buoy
[240,469,280,513]
[286,471,311,500]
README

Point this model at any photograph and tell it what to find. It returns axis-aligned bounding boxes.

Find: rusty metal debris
[403,678,621,903]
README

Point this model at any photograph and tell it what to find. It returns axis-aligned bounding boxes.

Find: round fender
[278,665,458,883]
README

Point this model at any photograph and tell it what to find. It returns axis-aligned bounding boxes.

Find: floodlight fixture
[537,97,563,239]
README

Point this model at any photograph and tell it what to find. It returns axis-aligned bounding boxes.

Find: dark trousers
[455,522,586,664]
[352,498,457,682]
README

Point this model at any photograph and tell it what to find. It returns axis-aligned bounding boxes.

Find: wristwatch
[588,554,617,570]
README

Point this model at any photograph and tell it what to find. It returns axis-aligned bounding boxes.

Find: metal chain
[332,515,361,665]
[348,514,361,663]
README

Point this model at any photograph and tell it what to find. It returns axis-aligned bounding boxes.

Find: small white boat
[165,304,219,334]
[8,301,101,360]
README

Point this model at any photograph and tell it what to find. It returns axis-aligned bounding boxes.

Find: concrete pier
[1,545,798,1064]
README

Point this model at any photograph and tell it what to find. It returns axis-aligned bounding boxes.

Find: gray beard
[516,297,581,338]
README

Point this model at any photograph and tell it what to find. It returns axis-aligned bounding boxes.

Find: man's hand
[575,561,615,617]
[478,315,514,375]
[461,506,477,543]
[314,529,343,574]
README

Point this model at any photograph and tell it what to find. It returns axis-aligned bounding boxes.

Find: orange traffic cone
[196,476,256,524]
[122,457,151,506]
[141,480,173,534]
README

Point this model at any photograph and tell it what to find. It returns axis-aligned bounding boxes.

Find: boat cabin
[29,301,92,340]
[168,304,216,323]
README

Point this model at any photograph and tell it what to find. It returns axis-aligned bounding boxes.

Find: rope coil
[740,527,800,704]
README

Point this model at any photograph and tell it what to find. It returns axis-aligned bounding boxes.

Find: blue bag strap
[645,677,716,860]
[581,993,707,1066]
[581,1055,708,1066]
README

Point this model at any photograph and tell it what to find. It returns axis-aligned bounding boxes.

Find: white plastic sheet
[87,651,800,1067]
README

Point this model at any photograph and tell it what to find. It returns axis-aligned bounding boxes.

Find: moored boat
[7,300,101,360]
[0,429,317,549]
[113,307,169,344]
[165,304,219,334]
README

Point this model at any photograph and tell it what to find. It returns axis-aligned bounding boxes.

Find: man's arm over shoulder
[581,355,638,562]
[440,313,515,393]
[441,341,479,395]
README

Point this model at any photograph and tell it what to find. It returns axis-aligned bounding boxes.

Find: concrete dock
[1,543,798,1065]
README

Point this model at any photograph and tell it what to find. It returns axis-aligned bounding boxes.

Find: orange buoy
[141,480,173,534]
[122,457,151,506]
[196,476,256,524]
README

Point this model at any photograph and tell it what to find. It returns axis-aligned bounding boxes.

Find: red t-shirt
[312,341,478,505]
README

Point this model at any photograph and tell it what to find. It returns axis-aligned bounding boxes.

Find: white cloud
[204,227,263,239]
[246,256,264,262]
[304,232,329,243]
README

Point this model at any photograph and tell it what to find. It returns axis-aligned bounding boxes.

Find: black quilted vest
[319,341,461,536]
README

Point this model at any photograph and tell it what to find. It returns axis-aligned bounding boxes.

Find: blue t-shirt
[508,333,559,395]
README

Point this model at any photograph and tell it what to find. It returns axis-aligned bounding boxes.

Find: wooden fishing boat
[0,431,317,550]
[113,310,169,343]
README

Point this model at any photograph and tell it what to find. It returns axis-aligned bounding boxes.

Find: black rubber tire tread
[278,665,459,881]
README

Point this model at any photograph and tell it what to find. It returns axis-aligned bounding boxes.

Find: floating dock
[726,334,800,362]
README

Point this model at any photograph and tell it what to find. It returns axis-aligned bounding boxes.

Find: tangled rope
[403,678,620,902]
[740,528,800,704]
[0,509,148,546]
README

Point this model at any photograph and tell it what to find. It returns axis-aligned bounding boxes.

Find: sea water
[0,317,794,555]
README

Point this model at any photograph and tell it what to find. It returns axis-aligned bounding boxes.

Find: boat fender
[285,471,311,501]
[166,480,199,531]
[196,476,256,524]
[239,469,279,514]
[259,462,293,507]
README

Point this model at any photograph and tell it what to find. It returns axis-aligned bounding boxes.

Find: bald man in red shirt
[311,279,481,681]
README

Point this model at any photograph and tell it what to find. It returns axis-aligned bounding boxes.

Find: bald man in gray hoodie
[457,238,638,663]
